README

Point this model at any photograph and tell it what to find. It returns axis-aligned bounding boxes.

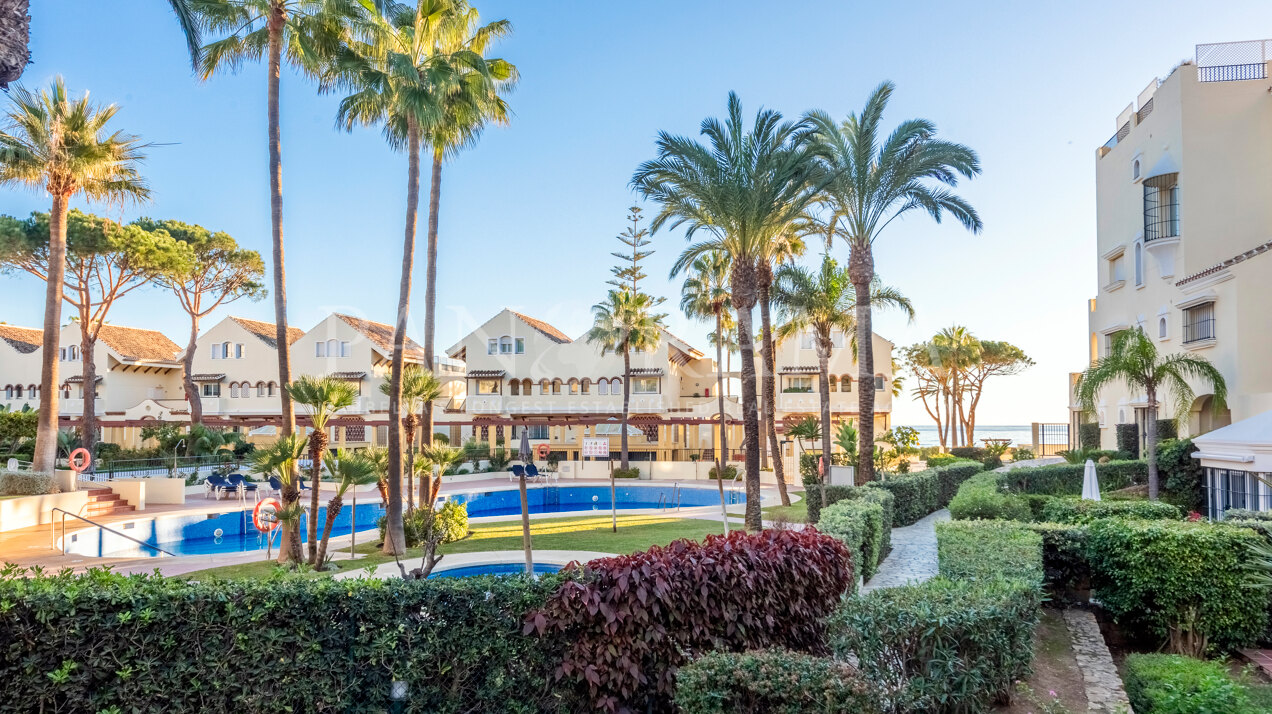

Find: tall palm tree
[315,448,378,566]
[1075,328,1227,500]
[585,289,664,471]
[806,82,981,482]
[931,326,979,449]
[633,92,821,531]
[249,432,308,564]
[756,231,804,500]
[329,0,512,556]
[774,256,913,487]
[0,78,150,473]
[196,0,363,448]
[676,250,736,527]
[379,365,442,510]
[286,375,357,566]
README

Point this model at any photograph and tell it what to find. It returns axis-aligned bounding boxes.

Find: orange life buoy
[68,448,92,473]
[534,443,551,460]
[253,498,283,533]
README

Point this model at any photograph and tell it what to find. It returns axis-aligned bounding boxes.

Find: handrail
[50,507,175,557]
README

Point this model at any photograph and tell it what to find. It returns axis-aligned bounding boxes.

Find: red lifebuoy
[253,498,283,533]
[68,448,92,473]
[534,443,551,460]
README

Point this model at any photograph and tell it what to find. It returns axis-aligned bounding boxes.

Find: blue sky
[4,1,1270,426]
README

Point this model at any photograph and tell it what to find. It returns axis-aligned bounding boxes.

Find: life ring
[534,443,551,460]
[253,498,283,533]
[68,448,92,473]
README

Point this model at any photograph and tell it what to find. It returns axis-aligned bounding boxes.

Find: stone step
[87,494,123,505]
[83,488,114,497]
[85,504,135,517]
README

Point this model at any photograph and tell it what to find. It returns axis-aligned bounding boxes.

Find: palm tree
[196,0,363,447]
[586,289,664,470]
[378,366,442,510]
[0,78,150,473]
[931,326,979,449]
[419,441,461,509]
[249,432,308,564]
[806,82,981,482]
[676,250,736,528]
[786,416,820,457]
[315,448,378,566]
[774,256,913,486]
[1075,328,1227,500]
[757,231,804,501]
[286,375,357,566]
[634,93,821,531]
[328,0,512,556]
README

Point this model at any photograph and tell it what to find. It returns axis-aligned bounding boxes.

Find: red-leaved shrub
[524,528,853,713]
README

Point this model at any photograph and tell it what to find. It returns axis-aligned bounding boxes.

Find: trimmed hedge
[1124,654,1260,714]
[1158,438,1204,513]
[674,649,883,714]
[613,467,641,479]
[922,453,962,468]
[0,469,57,496]
[830,577,1041,713]
[858,488,894,559]
[1087,519,1269,654]
[800,477,854,525]
[1023,522,1090,604]
[820,499,885,582]
[949,446,987,461]
[1040,498,1181,524]
[1116,423,1140,458]
[530,528,854,712]
[935,519,1044,587]
[948,472,1031,522]
[995,460,1146,495]
[1079,422,1101,450]
[866,462,983,527]
[0,567,574,713]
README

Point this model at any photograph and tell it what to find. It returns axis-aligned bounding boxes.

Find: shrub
[1012,446,1035,462]
[1158,438,1204,513]
[801,479,855,525]
[1079,422,1101,450]
[1021,493,1056,521]
[858,488,894,558]
[432,432,450,445]
[378,500,469,547]
[613,467,641,479]
[706,464,735,480]
[830,577,1041,713]
[94,442,122,459]
[1157,418,1179,442]
[1086,519,1269,655]
[923,453,961,468]
[0,469,57,496]
[1224,509,1272,522]
[1123,654,1258,714]
[866,462,983,527]
[462,438,491,459]
[674,649,882,714]
[1023,522,1090,604]
[529,528,854,713]
[0,566,574,713]
[995,460,1146,495]
[948,472,1031,522]
[949,446,986,461]
[820,498,885,582]
[1041,497,1181,524]
[488,448,512,470]
[935,519,1044,587]
[1116,423,1141,458]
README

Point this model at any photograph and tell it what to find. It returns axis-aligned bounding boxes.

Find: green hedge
[935,519,1044,587]
[0,469,57,496]
[1087,519,1269,654]
[1124,654,1261,714]
[922,453,962,468]
[800,476,855,525]
[830,577,1041,713]
[674,649,883,714]
[858,488,894,559]
[820,499,885,583]
[613,467,641,479]
[995,460,1146,495]
[1041,498,1181,524]
[948,472,1031,522]
[1022,522,1090,604]
[1158,438,1204,513]
[1079,422,1101,450]
[1116,423,1140,459]
[866,462,983,527]
[0,568,574,713]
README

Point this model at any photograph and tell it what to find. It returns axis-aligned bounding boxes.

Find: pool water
[429,562,562,578]
[64,484,745,558]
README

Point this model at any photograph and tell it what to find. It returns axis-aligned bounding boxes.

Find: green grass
[762,498,808,524]
[183,513,724,581]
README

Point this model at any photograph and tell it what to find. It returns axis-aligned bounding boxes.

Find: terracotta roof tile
[0,325,42,354]
[96,324,181,363]
[230,316,305,349]
[510,311,573,343]
[334,314,426,360]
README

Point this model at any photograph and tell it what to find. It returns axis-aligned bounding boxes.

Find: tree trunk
[518,471,533,571]
[306,427,327,565]
[758,278,789,506]
[32,192,68,474]
[403,415,417,512]
[314,491,343,569]
[1146,385,1160,501]
[79,331,98,461]
[383,118,422,556]
[0,0,30,89]
[620,349,631,470]
[848,246,876,482]
[183,315,202,426]
[818,341,833,502]
[731,263,762,531]
[712,309,729,535]
[421,148,443,448]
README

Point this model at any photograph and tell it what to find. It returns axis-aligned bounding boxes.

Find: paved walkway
[860,508,948,593]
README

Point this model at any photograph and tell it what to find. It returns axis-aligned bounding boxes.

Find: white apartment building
[1069,39,1272,451]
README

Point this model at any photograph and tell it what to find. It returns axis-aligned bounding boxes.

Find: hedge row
[1040,498,1181,524]
[1022,522,1090,604]
[819,499,885,584]
[935,519,1044,588]
[1124,653,1265,714]
[994,460,1147,495]
[865,462,983,526]
[800,479,855,525]
[674,649,882,714]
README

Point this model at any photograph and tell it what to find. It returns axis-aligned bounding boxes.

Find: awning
[190,373,226,382]
[467,370,506,378]
[64,375,102,384]
[628,368,664,376]
[329,371,367,380]
[780,366,820,374]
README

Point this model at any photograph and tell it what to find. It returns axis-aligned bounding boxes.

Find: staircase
[82,488,135,517]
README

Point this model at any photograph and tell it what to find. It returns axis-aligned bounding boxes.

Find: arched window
[828,375,837,393]
[841,376,852,393]
[509,380,520,396]
[1132,157,1141,181]
[1134,241,1144,287]
[221,341,231,359]
[551,378,562,395]
[230,382,240,398]
[539,378,550,395]
[4,386,11,399]
[256,381,266,397]
[267,381,277,397]
[28,384,37,398]
[581,378,591,395]
[69,345,78,361]
[598,378,609,395]
[13,385,22,398]
[568,378,580,395]
[521,378,532,394]
[326,339,339,358]
[499,336,513,354]
[1158,316,1169,339]
[611,376,623,393]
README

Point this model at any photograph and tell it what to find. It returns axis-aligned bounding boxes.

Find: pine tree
[608,206,663,305]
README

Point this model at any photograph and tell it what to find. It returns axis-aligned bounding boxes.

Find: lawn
[183,513,724,581]
[762,498,808,524]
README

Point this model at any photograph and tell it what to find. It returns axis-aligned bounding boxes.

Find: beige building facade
[1069,39,1272,449]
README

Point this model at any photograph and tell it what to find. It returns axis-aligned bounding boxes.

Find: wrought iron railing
[1135,97,1154,123]
[1143,183,1180,242]
[1198,63,1267,82]
[1182,316,1216,344]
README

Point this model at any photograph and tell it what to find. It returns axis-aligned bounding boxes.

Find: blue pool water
[429,562,562,578]
[63,484,746,558]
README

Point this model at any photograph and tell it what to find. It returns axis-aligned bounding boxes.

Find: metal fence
[90,455,229,480]
[1204,467,1272,520]
[1035,423,1071,457]
[1196,39,1271,82]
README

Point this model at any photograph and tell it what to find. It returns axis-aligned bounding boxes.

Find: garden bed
[991,609,1087,714]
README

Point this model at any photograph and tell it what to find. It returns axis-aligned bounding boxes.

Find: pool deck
[0,476,765,576]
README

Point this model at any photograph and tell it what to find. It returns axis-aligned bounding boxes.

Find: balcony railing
[1198,63,1267,82]
[1183,317,1216,344]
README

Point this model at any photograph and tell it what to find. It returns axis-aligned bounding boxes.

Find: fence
[91,455,230,480]
[1031,423,1071,457]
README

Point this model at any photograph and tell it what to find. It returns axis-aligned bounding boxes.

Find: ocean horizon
[899,424,1034,448]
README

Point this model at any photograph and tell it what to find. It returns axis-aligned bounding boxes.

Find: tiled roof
[510,311,573,344]
[661,328,703,357]
[628,367,665,376]
[190,373,226,382]
[64,375,103,384]
[230,316,305,349]
[334,314,426,360]
[329,371,367,379]
[467,369,506,378]
[1176,239,1272,286]
[780,365,820,373]
[0,325,42,354]
[97,324,181,363]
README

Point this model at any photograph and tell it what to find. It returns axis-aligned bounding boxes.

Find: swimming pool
[428,562,562,578]
[61,484,746,558]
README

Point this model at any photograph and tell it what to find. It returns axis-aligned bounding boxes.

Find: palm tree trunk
[848,246,876,482]
[306,429,327,565]
[712,309,729,535]
[383,118,422,556]
[314,491,343,569]
[732,263,762,531]
[79,331,98,460]
[32,193,67,474]
[818,343,833,500]
[421,148,443,448]
[0,0,30,89]
[621,349,630,470]
[183,316,202,426]
[758,281,789,506]
[1146,386,1160,501]
[404,415,417,511]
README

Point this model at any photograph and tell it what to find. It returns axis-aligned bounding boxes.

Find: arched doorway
[1190,394,1232,436]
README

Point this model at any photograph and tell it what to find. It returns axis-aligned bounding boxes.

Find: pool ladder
[657,483,682,511]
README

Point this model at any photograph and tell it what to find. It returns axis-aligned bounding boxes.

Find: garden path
[860,508,949,593]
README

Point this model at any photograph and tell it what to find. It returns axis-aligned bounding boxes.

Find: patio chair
[227,473,258,494]
[205,474,235,500]
[525,463,544,483]
[267,475,282,497]
[510,464,526,482]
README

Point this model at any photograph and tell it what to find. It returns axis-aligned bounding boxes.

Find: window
[267,382,277,397]
[1144,175,1180,241]
[799,332,814,350]
[828,375,837,392]
[539,378,550,394]
[633,377,659,394]
[3,386,10,399]
[315,342,325,357]
[830,331,845,349]
[212,343,223,359]
[13,385,22,398]
[1108,253,1125,286]
[256,381,266,397]
[569,379,579,395]
[1183,302,1215,344]
[1105,330,1127,357]
[520,378,531,394]
[785,376,812,392]
[234,343,244,359]
[230,383,240,398]
[202,383,221,397]
[598,379,609,395]
[509,380,520,396]
[487,339,498,355]
[1158,316,1169,340]
[551,379,562,395]
[581,378,591,394]
[1134,242,1143,286]
[842,376,853,393]
[340,341,351,357]
[221,342,231,359]
[499,336,513,354]
[1131,157,1141,182]
[527,425,549,440]
[69,345,78,361]
[326,339,339,358]
[59,347,66,361]
[515,338,525,354]
[874,375,885,391]
[476,379,501,395]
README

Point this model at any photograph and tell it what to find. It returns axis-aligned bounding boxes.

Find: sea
[902,424,1034,448]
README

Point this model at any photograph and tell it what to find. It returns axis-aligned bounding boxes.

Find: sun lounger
[205,474,235,500]
[227,473,258,494]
